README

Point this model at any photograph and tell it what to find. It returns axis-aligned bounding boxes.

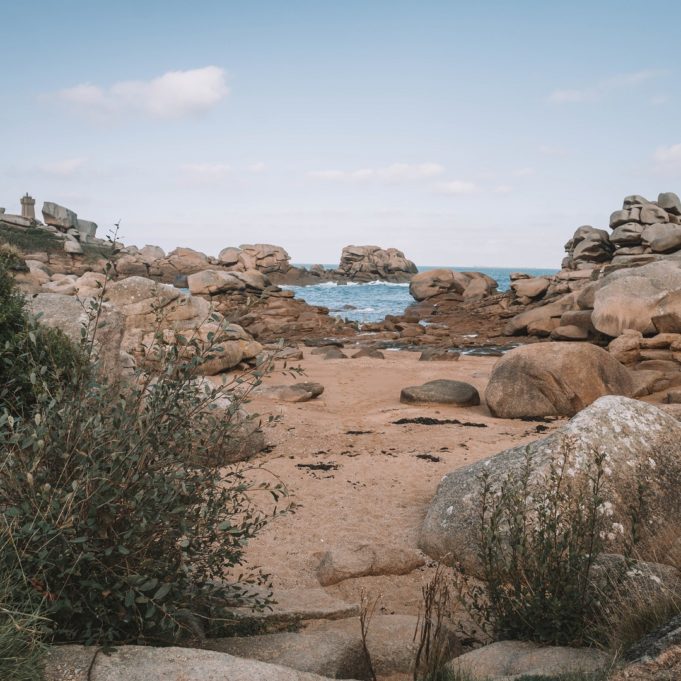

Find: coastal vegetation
[0,254,291,676]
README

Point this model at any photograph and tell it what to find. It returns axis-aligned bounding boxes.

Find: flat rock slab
[400,379,480,406]
[231,588,359,629]
[44,645,348,681]
[311,614,460,677]
[448,640,611,680]
[205,629,369,680]
[315,543,425,586]
[258,382,325,402]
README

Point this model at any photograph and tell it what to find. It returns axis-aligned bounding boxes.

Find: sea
[284,266,557,324]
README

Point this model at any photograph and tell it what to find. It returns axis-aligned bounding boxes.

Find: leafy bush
[0,250,85,416]
[0,257,291,645]
[458,443,624,647]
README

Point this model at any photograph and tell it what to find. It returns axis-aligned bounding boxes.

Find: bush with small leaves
[0,251,292,646]
[0,251,85,417]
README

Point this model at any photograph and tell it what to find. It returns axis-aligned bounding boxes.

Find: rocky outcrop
[42,201,78,231]
[41,201,98,244]
[103,276,262,375]
[448,641,610,680]
[219,243,291,275]
[485,342,634,418]
[28,293,125,378]
[409,269,497,301]
[336,245,417,283]
[206,614,446,680]
[44,645,345,681]
[562,192,681,271]
[419,396,681,576]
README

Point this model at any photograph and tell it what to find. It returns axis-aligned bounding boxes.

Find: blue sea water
[284,266,557,324]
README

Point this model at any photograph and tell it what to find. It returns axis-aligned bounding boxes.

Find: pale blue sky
[1,1,680,267]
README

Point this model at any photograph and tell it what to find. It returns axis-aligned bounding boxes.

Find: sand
[233,347,564,616]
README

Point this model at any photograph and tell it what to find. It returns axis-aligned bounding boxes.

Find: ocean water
[284,266,557,324]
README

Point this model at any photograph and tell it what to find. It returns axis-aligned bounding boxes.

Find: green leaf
[153,583,171,601]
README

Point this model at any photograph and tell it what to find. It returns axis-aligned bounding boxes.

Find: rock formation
[336,245,417,283]
[419,396,681,577]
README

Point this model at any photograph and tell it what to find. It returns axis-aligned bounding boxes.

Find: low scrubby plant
[0,248,85,417]
[456,442,637,647]
[414,565,461,681]
[0,254,292,645]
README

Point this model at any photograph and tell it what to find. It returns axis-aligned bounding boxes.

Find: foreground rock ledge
[448,640,611,680]
[419,396,681,577]
[45,645,353,681]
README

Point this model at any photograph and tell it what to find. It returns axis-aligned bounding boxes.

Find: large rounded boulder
[591,260,681,337]
[484,342,634,418]
[419,396,681,577]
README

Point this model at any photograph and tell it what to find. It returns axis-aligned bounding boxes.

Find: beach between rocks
[235,350,562,611]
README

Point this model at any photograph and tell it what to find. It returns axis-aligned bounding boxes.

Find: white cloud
[55,66,229,120]
[548,69,663,104]
[513,166,535,177]
[308,162,445,183]
[248,162,268,173]
[653,143,681,167]
[38,157,87,176]
[435,180,478,195]
[494,184,513,194]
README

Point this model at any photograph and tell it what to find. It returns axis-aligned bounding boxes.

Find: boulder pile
[336,245,417,283]
[409,269,497,301]
[1,196,100,256]
[564,192,681,270]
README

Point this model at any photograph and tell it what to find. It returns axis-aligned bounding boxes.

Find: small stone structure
[20,193,35,220]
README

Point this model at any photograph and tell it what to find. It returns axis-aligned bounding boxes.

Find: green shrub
[0,260,291,645]
[459,443,622,647]
[0,253,85,417]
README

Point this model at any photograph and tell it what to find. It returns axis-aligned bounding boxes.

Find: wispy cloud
[435,180,478,195]
[653,143,681,168]
[548,70,663,104]
[248,162,268,173]
[38,157,88,177]
[54,66,229,120]
[513,166,535,177]
[494,184,512,194]
[308,162,445,183]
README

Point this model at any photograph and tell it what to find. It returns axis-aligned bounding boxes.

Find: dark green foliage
[0,252,85,416]
[460,444,615,647]
[0,255,291,646]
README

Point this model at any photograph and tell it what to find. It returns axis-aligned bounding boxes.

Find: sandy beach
[239,348,563,614]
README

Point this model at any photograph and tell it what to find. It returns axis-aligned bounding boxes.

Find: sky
[1,0,681,268]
